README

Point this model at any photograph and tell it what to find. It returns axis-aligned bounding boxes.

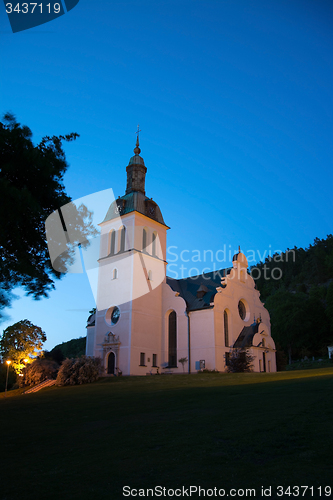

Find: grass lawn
[1,368,333,500]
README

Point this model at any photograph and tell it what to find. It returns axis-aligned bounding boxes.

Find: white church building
[85,138,276,375]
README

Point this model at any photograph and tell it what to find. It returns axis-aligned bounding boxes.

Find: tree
[227,348,254,373]
[0,113,96,318]
[265,290,330,364]
[326,281,333,334]
[0,319,46,373]
[0,361,17,392]
[178,357,188,373]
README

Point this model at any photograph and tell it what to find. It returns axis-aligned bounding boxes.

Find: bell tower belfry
[87,135,169,376]
[125,136,147,195]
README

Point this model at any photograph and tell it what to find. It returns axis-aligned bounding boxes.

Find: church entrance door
[262,352,266,372]
[107,351,115,374]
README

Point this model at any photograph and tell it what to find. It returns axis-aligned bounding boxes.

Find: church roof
[233,323,259,348]
[102,191,166,225]
[167,268,231,311]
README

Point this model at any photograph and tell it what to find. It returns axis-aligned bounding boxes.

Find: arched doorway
[262,352,266,373]
[107,351,115,374]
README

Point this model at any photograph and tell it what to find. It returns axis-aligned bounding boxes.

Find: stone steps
[23,379,56,394]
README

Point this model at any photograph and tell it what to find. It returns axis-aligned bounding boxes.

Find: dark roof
[166,268,231,311]
[103,191,166,226]
[86,313,95,327]
[233,323,259,348]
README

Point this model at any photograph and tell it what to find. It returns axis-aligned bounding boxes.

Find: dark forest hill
[47,337,86,363]
[251,235,333,365]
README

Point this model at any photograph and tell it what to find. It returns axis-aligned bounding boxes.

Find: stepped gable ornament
[104,332,120,344]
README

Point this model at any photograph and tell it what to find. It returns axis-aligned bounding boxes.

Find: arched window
[238,300,246,320]
[148,270,152,280]
[113,268,118,280]
[152,232,157,257]
[142,228,147,252]
[224,310,229,347]
[109,230,116,255]
[120,226,126,252]
[168,310,177,367]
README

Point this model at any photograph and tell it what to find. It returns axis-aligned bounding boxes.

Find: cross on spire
[134,124,141,154]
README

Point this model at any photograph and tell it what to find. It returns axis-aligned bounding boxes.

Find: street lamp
[5,360,11,396]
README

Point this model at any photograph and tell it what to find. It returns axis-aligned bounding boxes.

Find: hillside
[252,235,333,364]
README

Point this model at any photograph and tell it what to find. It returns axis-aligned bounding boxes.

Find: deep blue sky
[1,0,332,350]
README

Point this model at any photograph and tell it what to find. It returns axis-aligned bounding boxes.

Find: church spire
[134,135,141,155]
[125,129,147,195]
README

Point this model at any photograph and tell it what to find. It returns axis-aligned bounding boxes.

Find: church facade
[85,139,276,375]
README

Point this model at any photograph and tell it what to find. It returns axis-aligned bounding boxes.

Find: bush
[20,358,59,387]
[56,356,102,386]
[226,349,254,373]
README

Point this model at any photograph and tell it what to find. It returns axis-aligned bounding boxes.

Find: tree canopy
[0,113,96,317]
[0,319,46,372]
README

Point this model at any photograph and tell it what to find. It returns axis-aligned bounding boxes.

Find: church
[85,138,277,375]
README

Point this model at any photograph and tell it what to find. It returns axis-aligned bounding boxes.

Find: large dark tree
[0,113,95,317]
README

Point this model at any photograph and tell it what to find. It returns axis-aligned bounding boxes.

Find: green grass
[1,369,333,500]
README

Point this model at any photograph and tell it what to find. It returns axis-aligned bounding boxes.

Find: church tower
[87,137,169,376]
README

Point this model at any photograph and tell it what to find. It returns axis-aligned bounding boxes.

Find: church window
[168,310,177,367]
[120,226,126,252]
[152,232,157,257]
[113,268,118,280]
[111,306,120,324]
[148,270,152,280]
[152,354,157,367]
[143,228,147,251]
[224,310,229,347]
[105,306,120,326]
[109,230,116,255]
[262,338,265,347]
[140,352,145,366]
[238,300,246,320]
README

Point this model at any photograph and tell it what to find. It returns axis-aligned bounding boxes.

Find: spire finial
[134,124,141,155]
[238,245,241,253]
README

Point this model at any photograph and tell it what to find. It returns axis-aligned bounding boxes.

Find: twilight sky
[1,0,332,350]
